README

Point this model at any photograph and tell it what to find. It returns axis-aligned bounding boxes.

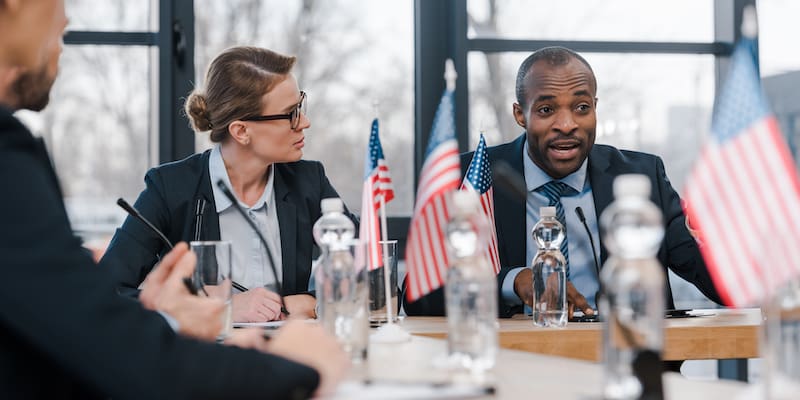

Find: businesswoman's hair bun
[185,92,215,134]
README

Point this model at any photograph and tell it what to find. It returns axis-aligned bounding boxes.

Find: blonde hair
[184,46,296,142]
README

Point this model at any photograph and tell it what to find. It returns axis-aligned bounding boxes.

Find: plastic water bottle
[599,174,666,400]
[531,206,568,328]
[312,198,367,362]
[312,198,355,251]
[444,190,498,373]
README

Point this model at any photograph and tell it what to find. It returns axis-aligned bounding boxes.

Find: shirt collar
[209,145,274,213]
[523,138,588,193]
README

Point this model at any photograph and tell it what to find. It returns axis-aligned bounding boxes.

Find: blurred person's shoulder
[0,107,37,151]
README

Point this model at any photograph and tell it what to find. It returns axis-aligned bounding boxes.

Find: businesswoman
[101,46,352,322]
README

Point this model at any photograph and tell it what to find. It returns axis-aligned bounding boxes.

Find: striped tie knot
[537,181,576,204]
[536,181,577,278]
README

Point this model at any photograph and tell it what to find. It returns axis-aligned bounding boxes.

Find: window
[15,0,159,242]
[468,52,715,193]
[467,0,714,42]
[193,0,415,216]
[64,0,154,31]
[758,0,800,167]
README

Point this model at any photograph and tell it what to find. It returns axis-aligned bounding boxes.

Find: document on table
[232,320,285,329]
[328,380,495,399]
[232,319,316,329]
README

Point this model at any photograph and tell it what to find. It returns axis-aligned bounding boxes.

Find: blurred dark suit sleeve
[0,109,320,399]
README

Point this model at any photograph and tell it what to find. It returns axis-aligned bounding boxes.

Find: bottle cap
[451,190,480,214]
[539,206,556,218]
[320,197,344,213]
[613,174,651,198]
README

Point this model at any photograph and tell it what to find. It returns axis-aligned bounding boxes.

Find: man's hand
[514,267,595,318]
[283,294,317,319]
[267,320,350,397]
[139,242,226,340]
[222,328,270,352]
[566,281,595,319]
[232,287,284,322]
[513,267,535,307]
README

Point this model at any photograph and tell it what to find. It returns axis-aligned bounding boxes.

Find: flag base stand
[370,322,411,343]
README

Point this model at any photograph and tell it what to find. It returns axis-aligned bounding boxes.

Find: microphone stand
[575,206,603,309]
[116,198,206,296]
[215,180,290,317]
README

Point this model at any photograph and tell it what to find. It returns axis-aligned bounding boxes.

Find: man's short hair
[515,46,597,108]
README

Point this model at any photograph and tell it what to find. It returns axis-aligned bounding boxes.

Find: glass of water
[190,241,233,340]
[369,240,399,323]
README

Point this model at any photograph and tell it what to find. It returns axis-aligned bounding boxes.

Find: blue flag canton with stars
[465,134,492,194]
[711,37,770,143]
[425,90,456,156]
[365,118,386,177]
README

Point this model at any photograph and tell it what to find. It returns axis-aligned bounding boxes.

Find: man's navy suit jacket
[403,134,722,317]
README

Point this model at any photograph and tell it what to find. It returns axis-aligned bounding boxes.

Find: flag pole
[371,100,410,343]
[378,196,393,324]
[372,99,395,325]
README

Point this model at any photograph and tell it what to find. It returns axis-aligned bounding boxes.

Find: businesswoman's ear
[228,121,251,146]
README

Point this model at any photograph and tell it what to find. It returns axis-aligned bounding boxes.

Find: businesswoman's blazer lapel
[273,164,298,293]
[188,150,221,242]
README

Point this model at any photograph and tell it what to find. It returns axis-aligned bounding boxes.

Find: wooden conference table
[333,335,751,399]
[399,308,761,362]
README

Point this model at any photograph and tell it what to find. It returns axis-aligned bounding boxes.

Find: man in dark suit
[0,0,347,398]
[404,46,722,317]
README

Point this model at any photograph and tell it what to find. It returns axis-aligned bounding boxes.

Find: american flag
[461,134,501,274]
[684,36,800,307]
[405,89,461,301]
[360,118,395,271]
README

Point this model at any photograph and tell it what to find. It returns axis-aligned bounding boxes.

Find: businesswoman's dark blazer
[100,150,353,297]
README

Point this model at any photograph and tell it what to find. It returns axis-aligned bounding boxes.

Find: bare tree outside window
[193,0,415,216]
[16,1,156,235]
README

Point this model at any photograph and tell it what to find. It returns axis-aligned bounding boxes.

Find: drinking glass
[369,240,399,323]
[190,241,233,340]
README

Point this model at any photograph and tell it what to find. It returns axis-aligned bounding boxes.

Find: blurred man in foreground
[0,0,348,398]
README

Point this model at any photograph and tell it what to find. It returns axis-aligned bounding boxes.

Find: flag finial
[741,5,758,39]
[445,59,457,91]
[372,99,380,119]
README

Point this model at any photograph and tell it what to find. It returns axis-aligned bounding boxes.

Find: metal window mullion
[157,0,195,164]
[469,38,734,55]
[64,31,157,46]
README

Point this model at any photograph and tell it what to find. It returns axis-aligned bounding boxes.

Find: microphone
[574,207,600,280]
[215,179,290,316]
[575,206,602,308]
[116,198,204,296]
[117,198,173,250]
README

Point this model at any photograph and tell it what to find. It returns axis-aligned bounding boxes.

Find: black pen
[232,281,248,292]
[183,277,199,295]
